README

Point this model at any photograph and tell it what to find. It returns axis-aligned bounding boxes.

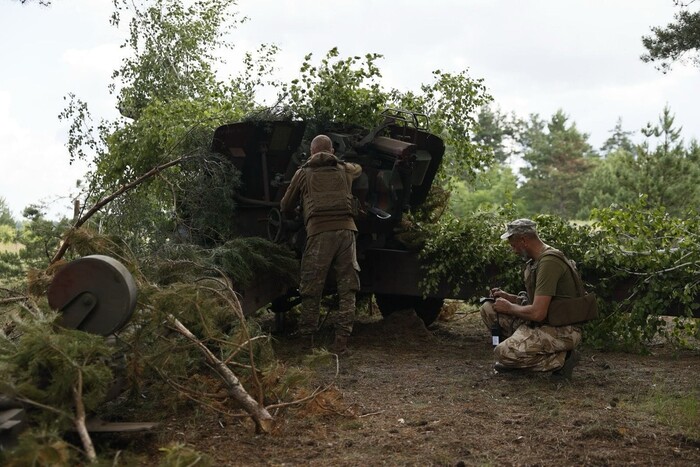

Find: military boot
[552,350,581,380]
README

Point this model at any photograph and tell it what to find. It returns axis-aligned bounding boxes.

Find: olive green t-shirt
[534,253,578,299]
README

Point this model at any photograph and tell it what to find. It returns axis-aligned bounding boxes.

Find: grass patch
[641,386,700,439]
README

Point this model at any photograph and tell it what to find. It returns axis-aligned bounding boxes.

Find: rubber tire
[374,294,444,327]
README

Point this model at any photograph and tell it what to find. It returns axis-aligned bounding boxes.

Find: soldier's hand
[490,287,506,298]
[493,297,512,314]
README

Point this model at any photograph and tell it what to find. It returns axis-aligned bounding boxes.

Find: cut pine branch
[167,315,273,434]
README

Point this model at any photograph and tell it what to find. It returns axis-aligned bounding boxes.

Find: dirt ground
[138,304,699,466]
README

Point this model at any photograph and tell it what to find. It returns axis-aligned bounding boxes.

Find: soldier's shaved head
[310,134,333,155]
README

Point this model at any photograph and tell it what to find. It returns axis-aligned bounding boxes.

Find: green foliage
[8,206,72,281]
[280,50,493,183]
[175,151,242,246]
[110,0,243,119]
[584,199,700,349]
[600,117,635,155]
[85,235,294,415]
[390,70,494,180]
[518,110,597,218]
[449,164,519,217]
[0,310,114,428]
[146,237,299,290]
[58,0,260,256]
[636,106,700,214]
[0,197,16,227]
[418,208,520,298]
[280,47,388,134]
[0,228,299,458]
[0,250,25,289]
[0,428,75,466]
[451,107,698,223]
[472,106,521,165]
[641,3,700,72]
[0,224,16,244]
[579,107,700,218]
[18,206,67,268]
[417,200,699,350]
[577,149,638,218]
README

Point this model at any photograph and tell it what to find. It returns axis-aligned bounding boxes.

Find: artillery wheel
[374,294,444,327]
[267,207,284,243]
[47,255,137,336]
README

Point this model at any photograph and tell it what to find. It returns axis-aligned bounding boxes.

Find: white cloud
[0,91,88,220]
[63,43,125,77]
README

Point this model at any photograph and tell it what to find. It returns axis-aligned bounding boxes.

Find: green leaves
[391,70,494,181]
[580,107,700,219]
[63,1,256,256]
[111,0,242,119]
[416,201,699,351]
[418,207,520,298]
[280,48,388,132]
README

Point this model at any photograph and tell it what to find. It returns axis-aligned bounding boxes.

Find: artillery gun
[210,109,474,325]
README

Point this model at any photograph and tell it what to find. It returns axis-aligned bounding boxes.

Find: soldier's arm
[280,170,303,214]
[493,295,551,322]
[345,162,362,180]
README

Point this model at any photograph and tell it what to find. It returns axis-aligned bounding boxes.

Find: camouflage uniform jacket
[281,152,362,237]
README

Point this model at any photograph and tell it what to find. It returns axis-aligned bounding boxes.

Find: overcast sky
[1,0,697,220]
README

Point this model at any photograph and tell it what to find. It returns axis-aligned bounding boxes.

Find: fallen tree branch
[0,296,27,305]
[50,155,191,265]
[167,315,273,434]
[15,395,72,419]
[201,275,265,404]
[264,385,327,411]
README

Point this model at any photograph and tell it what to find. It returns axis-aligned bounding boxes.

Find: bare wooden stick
[0,296,26,305]
[73,370,97,462]
[167,315,273,434]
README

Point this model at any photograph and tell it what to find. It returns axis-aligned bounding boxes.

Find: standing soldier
[280,135,362,354]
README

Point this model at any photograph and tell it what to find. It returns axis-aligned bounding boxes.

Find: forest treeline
[453,104,700,220]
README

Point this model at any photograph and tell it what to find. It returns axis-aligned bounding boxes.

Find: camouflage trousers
[299,229,360,337]
[480,302,582,372]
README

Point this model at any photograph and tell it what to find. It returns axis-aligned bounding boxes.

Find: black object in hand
[479,296,495,304]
